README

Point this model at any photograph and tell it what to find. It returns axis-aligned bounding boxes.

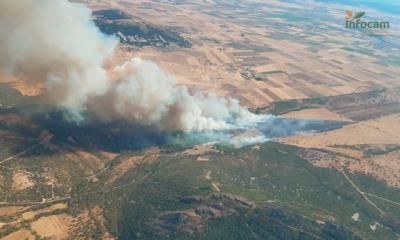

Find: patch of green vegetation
[252,96,329,115]
[265,97,327,115]
[271,100,303,114]
[95,142,400,239]
[0,225,20,238]
[331,144,400,157]
[303,97,328,105]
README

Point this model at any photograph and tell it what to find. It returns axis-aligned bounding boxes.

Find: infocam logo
[345,11,390,29]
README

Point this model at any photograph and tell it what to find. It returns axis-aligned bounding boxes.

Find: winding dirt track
[340,170,385,215]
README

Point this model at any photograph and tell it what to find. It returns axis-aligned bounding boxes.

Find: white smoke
[0,0,266,132]
[0,0,118,121]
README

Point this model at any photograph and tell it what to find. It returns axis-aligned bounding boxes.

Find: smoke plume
[0,0,265,131]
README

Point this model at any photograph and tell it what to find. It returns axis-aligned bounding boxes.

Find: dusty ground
[12,172,34,191]
[282,108,353,122]
[280,113,400,148]
[21,203,68,221]
[0,203,113,240]
[30,214,72,239]
[1,229,35,240]
[0,206,27,217]
[281,113,400,187]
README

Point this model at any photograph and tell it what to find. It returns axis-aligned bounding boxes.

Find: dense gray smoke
[0,0,265,131]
